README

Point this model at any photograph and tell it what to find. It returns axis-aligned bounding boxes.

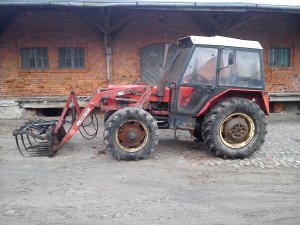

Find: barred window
[269,48,290,67]
[21,48,48,69]
[59,48,85,69]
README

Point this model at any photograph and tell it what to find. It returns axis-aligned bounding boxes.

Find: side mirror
[228,52,235,65]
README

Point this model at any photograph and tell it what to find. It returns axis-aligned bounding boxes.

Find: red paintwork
[150,86,170,103]
[196,88,270,116]
[178,86,193,107]
[54,91,80,135]
[104,85,170,103]
[56,85,152,149]
[152,110,169,116]
[262,92,270,114]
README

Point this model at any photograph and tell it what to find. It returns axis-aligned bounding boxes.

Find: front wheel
[103,107,159,160]
[103,111,115,124]
[202,97,267,158]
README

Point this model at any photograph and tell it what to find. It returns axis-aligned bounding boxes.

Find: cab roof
[178,35,263,50]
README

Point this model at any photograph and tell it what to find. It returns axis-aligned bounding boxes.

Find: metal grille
[269,48,290,67]
[140,44,177,85]
[21,48,48,69]
[59,47,85,69]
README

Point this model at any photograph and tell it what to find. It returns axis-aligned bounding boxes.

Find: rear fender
[197,89,269,116]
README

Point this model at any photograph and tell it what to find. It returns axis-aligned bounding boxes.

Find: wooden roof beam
[0,11,19,37]
[191,13,218,36]
[225,14,260,34]
[110,14,132,40]
[76,11,105,40]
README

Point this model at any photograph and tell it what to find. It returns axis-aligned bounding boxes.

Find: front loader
[13,35,269,160]
[13,85,153,157]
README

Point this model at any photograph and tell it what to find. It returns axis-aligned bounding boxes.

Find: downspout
[105,36,113,84]
[104,9,113,84]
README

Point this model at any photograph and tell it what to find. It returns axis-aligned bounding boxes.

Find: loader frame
[13,85,152,157]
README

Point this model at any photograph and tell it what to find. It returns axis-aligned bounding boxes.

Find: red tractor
[13,36,268,160]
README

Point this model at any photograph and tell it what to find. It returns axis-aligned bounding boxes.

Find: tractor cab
[157,36,266,131]
[167,35,264,88]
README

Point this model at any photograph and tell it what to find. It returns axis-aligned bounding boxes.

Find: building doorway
[140,44,177,85]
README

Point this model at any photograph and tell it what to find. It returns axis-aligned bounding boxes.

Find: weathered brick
[0,10,299,98]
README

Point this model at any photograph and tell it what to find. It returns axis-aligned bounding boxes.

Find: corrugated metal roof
[0,0,299,12]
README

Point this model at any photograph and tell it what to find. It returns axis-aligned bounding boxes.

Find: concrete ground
[0,113,299,225]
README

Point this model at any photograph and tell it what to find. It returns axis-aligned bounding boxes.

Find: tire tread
[202,97,267,159]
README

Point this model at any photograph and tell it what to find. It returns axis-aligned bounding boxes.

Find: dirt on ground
[0,114,299,225]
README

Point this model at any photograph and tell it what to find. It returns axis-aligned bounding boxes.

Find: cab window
[181,47,218,86]
[219,49,262,88]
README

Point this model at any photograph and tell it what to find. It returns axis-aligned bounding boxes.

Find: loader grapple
[13,119,66,157]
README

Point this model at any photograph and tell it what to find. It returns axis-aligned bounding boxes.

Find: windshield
[181,47,218,86]
[167,47,190,83]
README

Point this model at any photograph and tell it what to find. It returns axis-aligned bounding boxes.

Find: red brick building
[0,1,299,113]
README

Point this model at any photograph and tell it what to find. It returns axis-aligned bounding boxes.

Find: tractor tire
[103,107,159,160]
[103,111,115,124]
[192,118,204,142]
[202,97,267,159]
[193,129,204,142]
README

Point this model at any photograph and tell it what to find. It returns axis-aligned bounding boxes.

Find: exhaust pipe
[157,44,171,97]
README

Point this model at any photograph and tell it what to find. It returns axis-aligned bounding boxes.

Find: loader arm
[13,85,152,157]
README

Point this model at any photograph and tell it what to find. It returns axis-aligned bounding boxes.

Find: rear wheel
[192,118,204,142]
[202,97,267,158]
[103,107,159,160]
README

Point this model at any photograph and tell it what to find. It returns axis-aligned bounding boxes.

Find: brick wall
[0,10,108,97]
[271,102,285,113]
[0,10,299,98]
[217,13,300,94]
[112,11,202,84]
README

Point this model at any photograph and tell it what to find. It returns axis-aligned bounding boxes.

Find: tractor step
[13,119,66,157]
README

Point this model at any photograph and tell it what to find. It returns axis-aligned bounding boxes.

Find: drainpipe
[104,9,113,84]
[105,36,113,84]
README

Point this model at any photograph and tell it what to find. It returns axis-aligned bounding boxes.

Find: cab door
[171,47,218,129]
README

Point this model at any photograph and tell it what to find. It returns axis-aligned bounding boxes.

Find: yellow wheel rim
[219,113,255,149]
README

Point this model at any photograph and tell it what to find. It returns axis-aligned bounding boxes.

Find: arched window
[140,43,177,85]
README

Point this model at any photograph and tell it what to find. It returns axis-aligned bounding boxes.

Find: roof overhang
[0,1,300,13]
